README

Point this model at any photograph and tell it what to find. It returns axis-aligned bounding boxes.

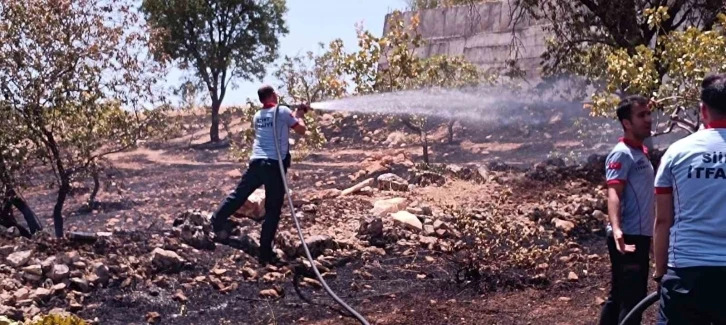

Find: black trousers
[211,154,290,255]
[658,266,726,324]
[598,234,651,325]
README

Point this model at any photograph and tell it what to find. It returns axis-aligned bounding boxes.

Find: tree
[0,102,43,236]
[589,10,726,134]
[0,0,169,237]
[141,0,289,143]
[512,0,725,134]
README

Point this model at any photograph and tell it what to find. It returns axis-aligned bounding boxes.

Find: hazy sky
[166,0,402,107]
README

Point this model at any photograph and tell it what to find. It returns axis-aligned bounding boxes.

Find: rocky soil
[1,108,665,324]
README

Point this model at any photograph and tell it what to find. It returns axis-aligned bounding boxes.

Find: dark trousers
[211,154,290,256]
[599,234,651,325]
[658,266,726,324]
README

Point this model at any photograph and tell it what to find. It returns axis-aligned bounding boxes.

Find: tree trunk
[421,130,429,165]
[9,192,42,234]
[210,100,221,143]
[53,178,70,238]
[88,169,100,208]
[447,119,455,144]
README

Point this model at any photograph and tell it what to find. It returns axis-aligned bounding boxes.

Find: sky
[165,0,402,107]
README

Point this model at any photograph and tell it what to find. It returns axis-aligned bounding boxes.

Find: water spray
[272,103,370,325]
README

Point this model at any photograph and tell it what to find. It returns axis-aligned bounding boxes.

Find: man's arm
[605,151,634,254]
[608,183,636,253]
[653,192,674,279]
[289,107,307,135]
[653,149,675,279]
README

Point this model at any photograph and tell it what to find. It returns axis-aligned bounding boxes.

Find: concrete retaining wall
[380,1,550,81]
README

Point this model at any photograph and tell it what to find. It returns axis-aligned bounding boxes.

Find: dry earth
[0,104,671,324]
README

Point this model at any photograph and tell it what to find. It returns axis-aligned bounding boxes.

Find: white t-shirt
[655,125,726,267]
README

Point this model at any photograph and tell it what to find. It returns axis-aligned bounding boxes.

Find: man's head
[616,95,652,141]
[700,73,726,123]
[258,84,277,105]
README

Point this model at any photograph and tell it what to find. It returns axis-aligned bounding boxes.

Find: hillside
[0,104,674,324]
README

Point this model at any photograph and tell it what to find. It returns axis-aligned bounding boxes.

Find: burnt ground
[2,105,669,324]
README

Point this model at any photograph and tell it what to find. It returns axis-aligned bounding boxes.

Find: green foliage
[24,313,88,325]
[589,11,726,134]
[0,0,170,237]
[141,0,289,142]
[514,0,725,134]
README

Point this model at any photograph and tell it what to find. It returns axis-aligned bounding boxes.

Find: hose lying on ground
[619,291,659,325]
[272,103,370,325]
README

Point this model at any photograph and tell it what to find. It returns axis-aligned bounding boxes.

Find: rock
[432,220,447,230]
[423,225,435,236]
[419,236,437,246]
[145,311,161,324]
[559,297,572,302]
[241,267,258,280]
[151,248,184,271]
[70,278,89,292]
[303,278,323,289]
[23,273,42,282]
[94,263,110,286]
[567,272,579,281]
[40,257,56,274]
[0,305,23,321]
[413,171,447,186]
[0,246,13,258]
[552,218,575,233]
[297,235,336,258]
[6,250,32,268]
[174,210,215,250]
[358,217,384,241]
[13,288,29,301]
[30,288,51,302]
[1,279,20,291]
[173,290,188,303]
[391,211,423,231]
[21,265,42,276]
[592,210,607,221]
[377,173,409,192]
[370,197,408,217]
[51,283,66,293]
[72,261,87,270]
[406,207,424,215]
[234,189,266,219]
[259,289,280,299]
[595,297,606,305]
[48,264,70,283]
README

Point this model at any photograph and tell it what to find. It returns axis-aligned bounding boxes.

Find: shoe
[258,249,286,267]
[211,219,231,242]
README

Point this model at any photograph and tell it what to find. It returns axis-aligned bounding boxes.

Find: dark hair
[701,73,726,115]
[616,95,650,123]
[258,84,275,103]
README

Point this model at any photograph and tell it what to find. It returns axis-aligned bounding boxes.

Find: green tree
[512,0,725,134]
[0,0,170,237]
[141,0,289,143]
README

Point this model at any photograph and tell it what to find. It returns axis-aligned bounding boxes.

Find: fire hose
[272,103,370,325]
[619,291,659,325]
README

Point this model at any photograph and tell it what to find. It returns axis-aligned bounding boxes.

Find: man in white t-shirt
[653,73,726,324]
[211,85,309,266]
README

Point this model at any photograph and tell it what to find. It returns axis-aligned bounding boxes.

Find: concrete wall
[380,1,549,81]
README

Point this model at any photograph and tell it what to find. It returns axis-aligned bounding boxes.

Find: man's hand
[613,228,636,254]
[294,103,311,117]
